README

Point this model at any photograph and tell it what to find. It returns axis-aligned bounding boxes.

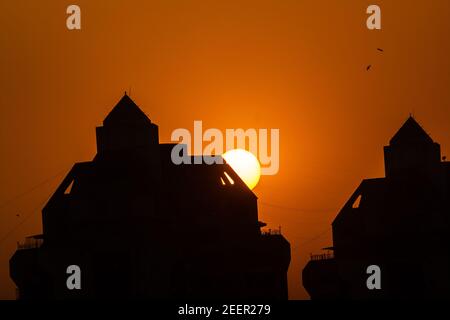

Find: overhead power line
[0,168,68,211]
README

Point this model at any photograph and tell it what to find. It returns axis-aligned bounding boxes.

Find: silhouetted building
[10,94,290,299]
[303,117,450,299]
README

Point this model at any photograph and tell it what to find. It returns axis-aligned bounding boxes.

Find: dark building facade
[303,117,450,299]
[10,94,290,299]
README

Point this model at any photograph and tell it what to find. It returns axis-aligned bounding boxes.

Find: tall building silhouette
[303,117,450,299]
[10,94,290,299]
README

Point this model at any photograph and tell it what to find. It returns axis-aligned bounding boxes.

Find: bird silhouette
[367,65,372,71]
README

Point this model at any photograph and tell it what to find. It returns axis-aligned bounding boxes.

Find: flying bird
[366,65,372,71]
[377,48,384,52]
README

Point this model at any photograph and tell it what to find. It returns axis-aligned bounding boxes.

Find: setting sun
[222,149,261,190]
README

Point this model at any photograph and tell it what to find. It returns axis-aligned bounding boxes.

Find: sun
[222,149,261,190]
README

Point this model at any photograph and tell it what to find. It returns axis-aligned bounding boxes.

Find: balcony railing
[261,228,282,236]
[17,238,43,250]
[310,253,334,261]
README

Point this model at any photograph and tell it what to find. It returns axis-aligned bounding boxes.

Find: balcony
[17,236,43,250]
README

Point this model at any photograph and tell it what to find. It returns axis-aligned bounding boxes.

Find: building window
[223,172,235,185]
[352,194,362,208]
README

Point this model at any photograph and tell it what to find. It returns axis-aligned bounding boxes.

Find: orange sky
[1,0,450,299]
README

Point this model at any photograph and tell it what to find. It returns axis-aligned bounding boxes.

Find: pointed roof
[390,116,433,145]
[103,93,151,126]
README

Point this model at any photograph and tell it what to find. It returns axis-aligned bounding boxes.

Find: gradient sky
[1,0,450,299]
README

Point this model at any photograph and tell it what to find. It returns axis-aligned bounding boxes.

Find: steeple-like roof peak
[390,116,434,145]
[103,93,151,126]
